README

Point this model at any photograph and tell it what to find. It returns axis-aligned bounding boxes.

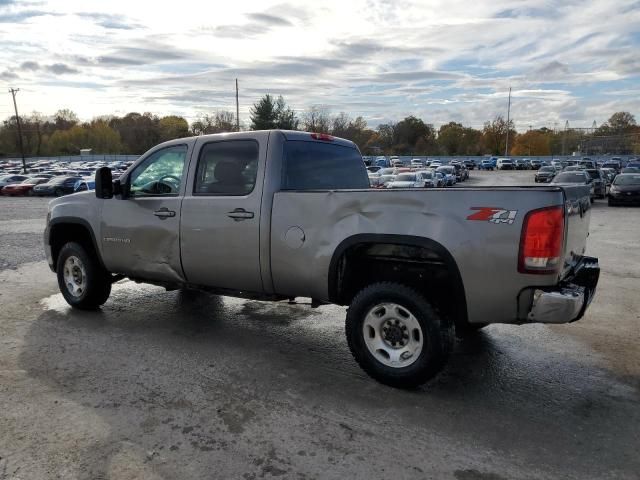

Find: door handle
[153,208,176,219]
[227,208,254,221]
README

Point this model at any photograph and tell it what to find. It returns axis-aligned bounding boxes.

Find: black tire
[345,282,454,388]
[608,198,615,207]
[455,322,488,338]
[56,242,111,310]
[54,188,64,197]
[590,197,594,204]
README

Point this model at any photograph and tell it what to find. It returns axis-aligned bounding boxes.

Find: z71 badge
[467,207,518,225]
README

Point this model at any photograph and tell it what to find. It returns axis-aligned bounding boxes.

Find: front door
[180,136,265,292]
[100,143,191,283]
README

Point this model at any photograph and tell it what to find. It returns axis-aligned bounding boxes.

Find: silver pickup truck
[44,130,600,388]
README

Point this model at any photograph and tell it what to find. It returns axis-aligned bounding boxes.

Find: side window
[129,145,188,197]
[194,140,259,196]
[282,141,369,190]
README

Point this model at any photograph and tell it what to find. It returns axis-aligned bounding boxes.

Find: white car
[386,172,429,188]
[0,174,29,188]
[496,158,515,170]
[410,158,425,168]
[368,172,382,187]
[390,157,403,167]
[377,167,397,186]
[415,170,439,187]
[429,161,442,169]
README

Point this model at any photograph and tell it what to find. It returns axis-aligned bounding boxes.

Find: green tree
[159,115,189,142]
[109,112,160,154]
[250,94,297,130]
[192,111,237,135]
[598,111,636,135]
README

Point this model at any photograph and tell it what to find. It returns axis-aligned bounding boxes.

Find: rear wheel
[54,188,64,197]
[345,282,454,388]
[56,242,111,310]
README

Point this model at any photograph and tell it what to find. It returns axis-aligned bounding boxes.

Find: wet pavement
[0,172,638,479]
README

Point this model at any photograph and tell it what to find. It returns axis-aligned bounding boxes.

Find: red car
[1,177,51,196]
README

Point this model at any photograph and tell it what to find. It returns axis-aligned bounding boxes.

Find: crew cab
[44,130,600,388]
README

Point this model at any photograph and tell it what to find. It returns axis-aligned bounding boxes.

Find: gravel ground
[0,172,638,480]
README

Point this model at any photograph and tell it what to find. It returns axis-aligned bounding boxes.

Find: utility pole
[235,79,240,132]
[9,88,27,173]
[504,87,512,157]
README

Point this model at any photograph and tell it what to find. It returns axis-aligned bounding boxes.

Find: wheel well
[49,223,100,271]
[329,239,468,328]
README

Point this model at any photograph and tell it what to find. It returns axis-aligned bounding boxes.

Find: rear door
[180,134,267,292]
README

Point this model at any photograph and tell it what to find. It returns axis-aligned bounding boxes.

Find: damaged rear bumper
[526,256,600,324]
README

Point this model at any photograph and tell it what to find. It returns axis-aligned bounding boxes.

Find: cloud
[530,61,570,80]
[0,70,18,80]
[46,63,79,75]
[76,12,138,30]
[0,9,59,23]
[246,12,292,26]
[19,60,40,70]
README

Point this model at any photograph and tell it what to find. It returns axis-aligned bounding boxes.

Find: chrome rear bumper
[526,256,600,324]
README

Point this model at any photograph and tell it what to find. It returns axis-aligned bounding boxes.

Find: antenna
[504,87,512,156]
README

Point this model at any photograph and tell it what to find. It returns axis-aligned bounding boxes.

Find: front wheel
[345,282,454,388]
[57,242,112,310]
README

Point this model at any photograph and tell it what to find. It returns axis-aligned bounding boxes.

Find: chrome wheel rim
[63,255,87,298]
[362,303,423,368]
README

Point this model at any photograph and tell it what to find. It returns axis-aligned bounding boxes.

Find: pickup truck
[44,130,600,388]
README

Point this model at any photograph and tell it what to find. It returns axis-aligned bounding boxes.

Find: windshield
[539,167,555,172]
[613,175,640,186]
[419,171,433,179]
[436,166,453,173]
[586,170,600,179]
[553,172,586,183]
[379,168,395,175]
[395,174,416,182]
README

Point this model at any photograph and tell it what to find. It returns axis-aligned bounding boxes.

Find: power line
[8,88,27,173]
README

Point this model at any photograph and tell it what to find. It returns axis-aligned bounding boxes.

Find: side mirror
[95,167,113,199]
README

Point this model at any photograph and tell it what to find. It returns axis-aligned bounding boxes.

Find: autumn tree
[302,106,330,133]
[482,116,516,155]
[510,130,552,156]
[191,111,237,135]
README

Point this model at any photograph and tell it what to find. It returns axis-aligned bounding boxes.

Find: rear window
[554,173,586,183]
[282,141,369,190]
[614,175,640,185]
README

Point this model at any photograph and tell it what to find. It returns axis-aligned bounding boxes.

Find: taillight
[310,133,334,141]
[518,205,564,274]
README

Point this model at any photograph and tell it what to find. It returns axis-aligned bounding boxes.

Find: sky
[0,0,639,131]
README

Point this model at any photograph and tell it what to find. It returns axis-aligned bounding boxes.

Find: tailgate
[561,184,592,278]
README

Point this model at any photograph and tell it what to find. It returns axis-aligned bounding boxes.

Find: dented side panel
[270,188,570,325]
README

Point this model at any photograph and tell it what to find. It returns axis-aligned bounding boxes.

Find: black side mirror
[95,167,113,199]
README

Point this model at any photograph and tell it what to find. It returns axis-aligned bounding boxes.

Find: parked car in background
[626,161,640,169]
[496,158,514,170]
[463,159,476,170]
[621,167,640,174]
[366,166,382,173]
[601,161,622,174]
[429,160,442,169]
[515,159,529,170]
[480,159,494,170]
[585,169,607,198]
[414,170,439,187]
[551,171,595,203]
[410,158,425,168]
[1,176,51,196]
[608,173,640,206]
[579,159,596,169]
[563,165,585,172]
[74,178,96,192]
[529,159,543,170]
[390,156,403,167]
[433,172,446,187]
[435,166,456,186]
[368,171,382,187]
[535,166,557,183]
[33,176,82,197]
[449,162,468,182]
[377,168,396,187]
[0,174,29,189]
[386,172,430,188]
[600,168,616,185]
